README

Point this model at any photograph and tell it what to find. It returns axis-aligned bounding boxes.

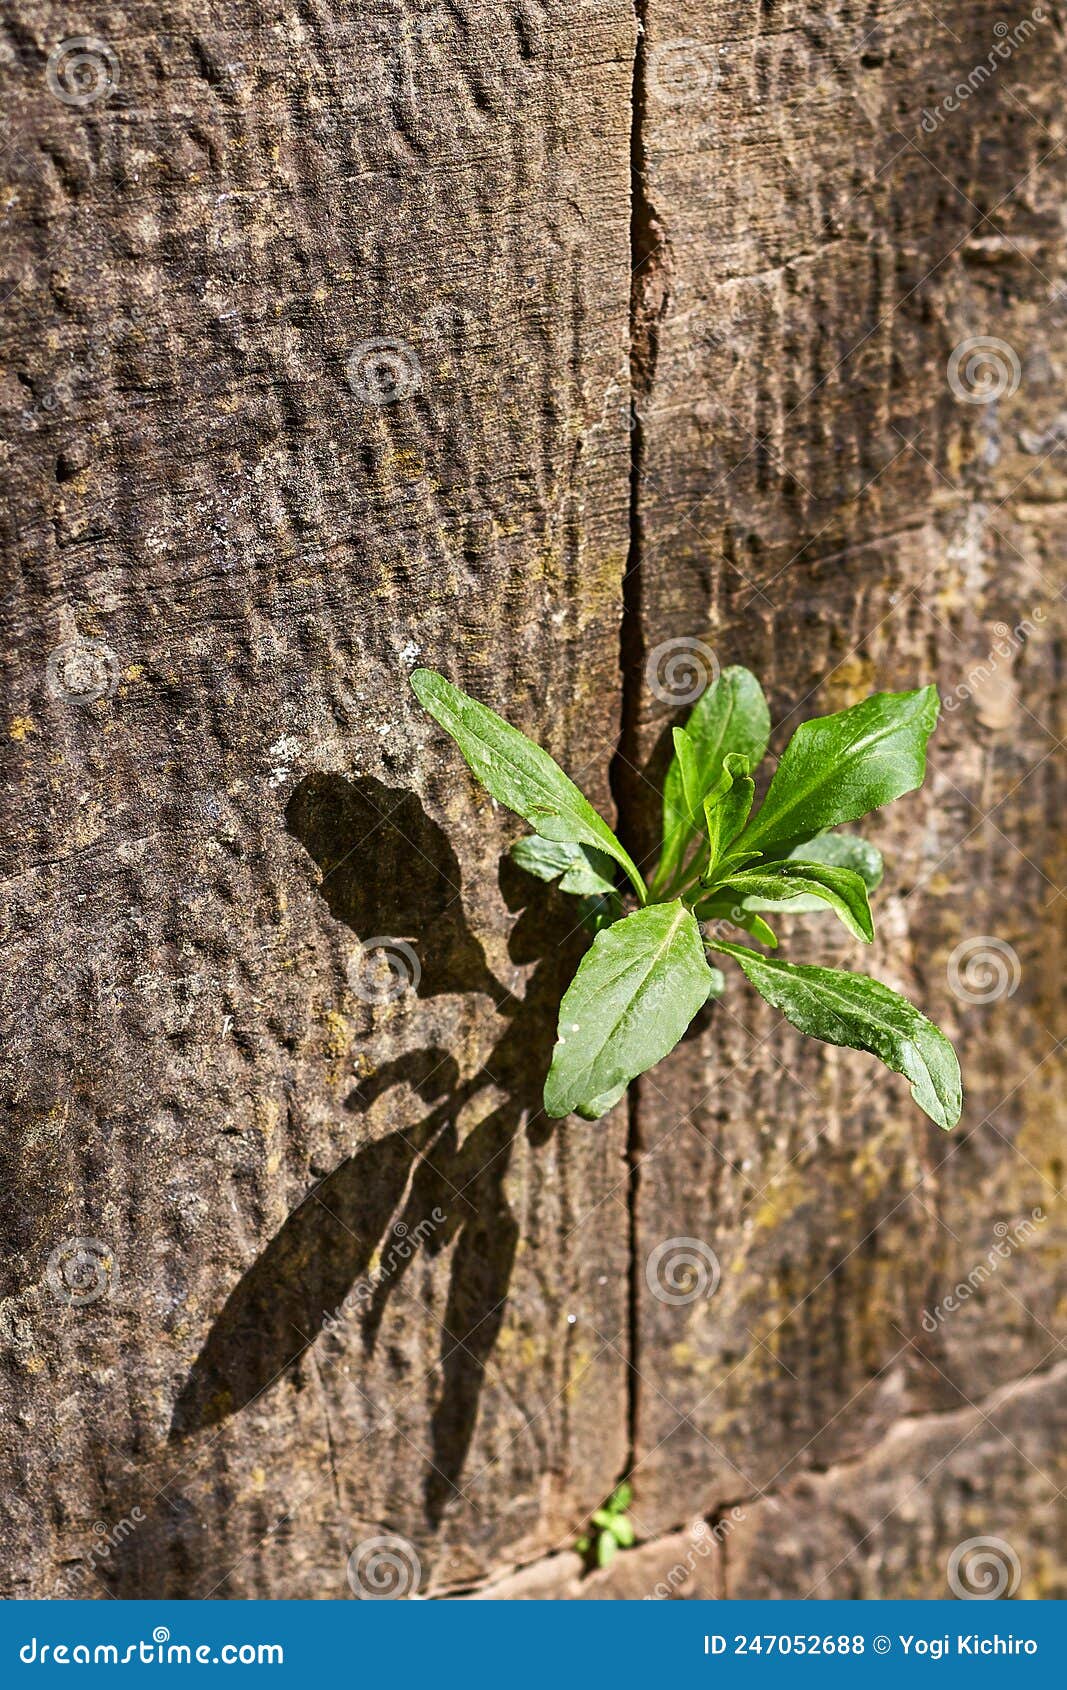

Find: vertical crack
[609,0,673,1492]
[610,0,666,852]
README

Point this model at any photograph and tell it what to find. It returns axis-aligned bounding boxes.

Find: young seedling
[575,1482,636,1569]
[409,665,962,1131]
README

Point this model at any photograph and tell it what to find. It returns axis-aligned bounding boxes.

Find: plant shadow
[170,773,581,1533]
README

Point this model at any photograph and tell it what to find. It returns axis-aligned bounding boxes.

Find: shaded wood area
[1,0,1063,1598]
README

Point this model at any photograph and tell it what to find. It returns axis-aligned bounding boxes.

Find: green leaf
[739,687,939,857]
[695,890,779,948]
[573,1079,629,1120]
[782,829,884,891]
[705,965,726,1001]
[509,834,619,899]
[559,848,618,898]
[597,1531,618,1568]
[544,901,715,1119]
[709,943,962,1131]
[610,1517,635,1548]
[715,862,875,944]
[591,1509,612,1528]
[411,669,646,901]
[509,835,580,881]
[704,846,764,881]
[703,752,756,870]
[576,893,624,937]
[611,1482,633,1511]
[657,667,771,892]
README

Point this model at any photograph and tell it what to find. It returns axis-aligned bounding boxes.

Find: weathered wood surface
[624,0,1067,1581]
[1,0,1064,1600]
[0,0,636,1597]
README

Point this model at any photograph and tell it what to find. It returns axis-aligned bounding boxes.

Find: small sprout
[576,1483,636,1570]
[410,666,962,1131]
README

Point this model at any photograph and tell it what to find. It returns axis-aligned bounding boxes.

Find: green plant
[409,665,962,1131]
[575,1482,635,1568]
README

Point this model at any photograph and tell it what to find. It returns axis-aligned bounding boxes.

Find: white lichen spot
[267,734,302,788]
[399,641,421,667]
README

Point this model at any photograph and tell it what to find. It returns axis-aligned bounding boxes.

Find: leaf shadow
[170,774,581,1534]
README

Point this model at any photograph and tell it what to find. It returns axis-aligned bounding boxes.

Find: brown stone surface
[0,0,1063,1601]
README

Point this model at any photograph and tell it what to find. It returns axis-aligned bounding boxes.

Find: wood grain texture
[1,0,1064,1602]
[0,0,636,1597]
[625,0,1067,1585]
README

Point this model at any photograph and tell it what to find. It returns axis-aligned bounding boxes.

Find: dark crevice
[610,0,666,866]
[623,1078,643,1476]
[609,0,673,1498]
